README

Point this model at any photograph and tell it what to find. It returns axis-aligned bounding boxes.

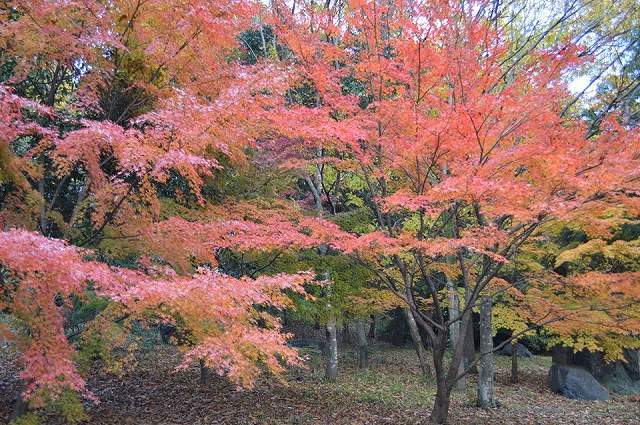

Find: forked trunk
[404,307,431,377]
[356,319,369,369]
[325,315,338,381]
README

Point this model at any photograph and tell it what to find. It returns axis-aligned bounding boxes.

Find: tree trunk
[325,315,338,381]
[478,296,496,408]
[447,282,465,391]
[511,342,519,384]
[320,328,329,357]
[463,315,477,373]
[38,176,48,235]
[341,323,351,345]
[390,307,408,346]
[368,314,378,339]
[447,281,459,350]
[404,307,431,378]
[199,358,209,385]
[356,319,369,369]
[11,384,27,421]
[454,345,466,392]
[552,345,572,365]
[430,351,452,425]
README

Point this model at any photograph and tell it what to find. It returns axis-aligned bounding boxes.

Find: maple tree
[257,0,640,422]
[0,0,334,422]
[1,0,640,423]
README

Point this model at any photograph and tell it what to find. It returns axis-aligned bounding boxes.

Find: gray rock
[548,365,610,400]
[623,349,640,381]
[573,349,640,395]
[599,361,640,395]
[573,349,609,377]
[498,342,532,358]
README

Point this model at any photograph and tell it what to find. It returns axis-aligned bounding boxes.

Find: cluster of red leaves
[114,268,311,388]
[0,230,116,402]
[258,0,640,261]
[0,229,312,402]
[265,0,640,227]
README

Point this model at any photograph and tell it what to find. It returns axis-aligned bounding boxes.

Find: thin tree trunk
[463,315,477,373]
[447,281,465,391]
[356,319,369,369]
[478,296,496,408]
[69,177,90,224]
[368,314,377,339]
[199,358,209,385]
[511,342,519,384]
[454,345,466,392]
[390,307,407,346]
[38,176,48,235]
[11,384,27,421]
[259,26,267,53]
[404,307,431,378]
[341,323,350,345]
[325,314,338,381]
[447,280,459,350]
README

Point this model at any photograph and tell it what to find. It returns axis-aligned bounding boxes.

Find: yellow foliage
[492,304,529,337]
[555,239,640,272]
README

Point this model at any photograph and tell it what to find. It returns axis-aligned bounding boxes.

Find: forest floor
[2,342,640,424]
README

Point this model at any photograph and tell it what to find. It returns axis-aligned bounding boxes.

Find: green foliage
[261,250,396,324]
[286,80,319,107]
[238,26,287,65]
[10,388,89,425]
[554,239,640,274]
[522,331,552,354]
[10,412,41,425]
[612,222,640,242]
[67,292,109,340]
[52,389,88,424]
[75,304,144,378]
[340,74,374,109]
[202,155,296,204]
[333,209,376,234]
[492,304,529,337]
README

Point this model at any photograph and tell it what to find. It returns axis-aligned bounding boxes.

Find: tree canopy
[1,0,639,424]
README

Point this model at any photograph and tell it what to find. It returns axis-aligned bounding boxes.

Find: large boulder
[573,349,640,395]
[498,342,532,358]
[548,365,610,401]
[598,362,640,395]
[623,349,640,381]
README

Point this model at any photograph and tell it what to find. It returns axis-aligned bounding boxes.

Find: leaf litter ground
[1,343,639,424]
